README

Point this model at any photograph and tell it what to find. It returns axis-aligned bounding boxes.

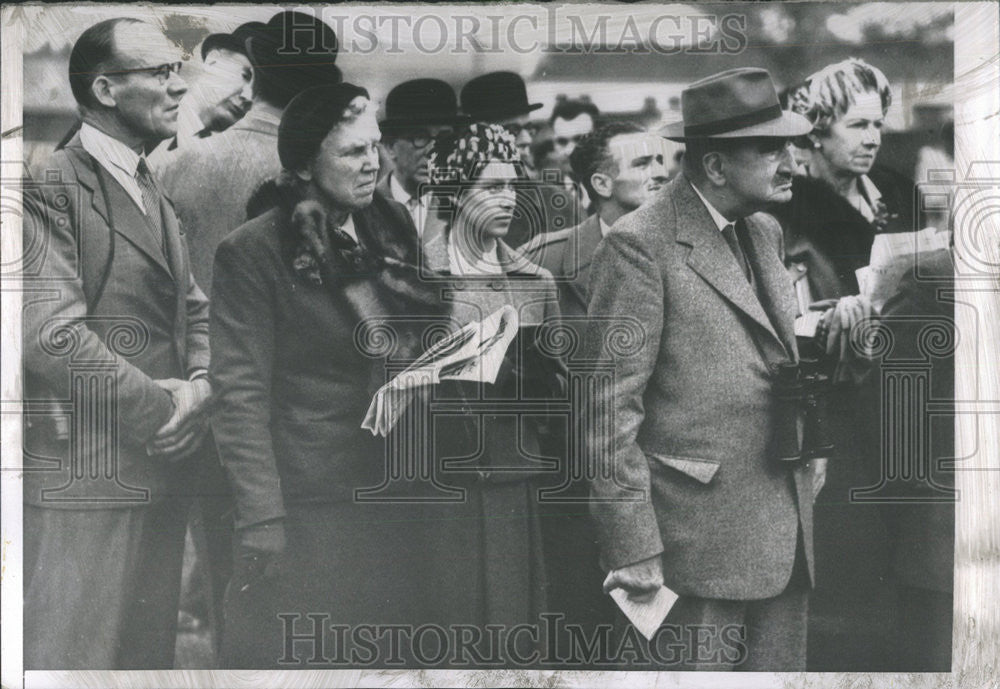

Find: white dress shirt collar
[389,173,429,237]
[389,173,416,206]
[689,181,734,233]
[335,214,359,245]
[79,122,148,212]
[598,215,612,237]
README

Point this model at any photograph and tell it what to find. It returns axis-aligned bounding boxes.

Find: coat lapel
[498,241,550,326]
[67,139,174,279]
[159,194,183,283]
[561,214,603,310]
[743,216,798,359]
[64,138,110,226]
[672,174,785,355]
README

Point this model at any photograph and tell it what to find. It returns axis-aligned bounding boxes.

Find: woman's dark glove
[229,520,286,596]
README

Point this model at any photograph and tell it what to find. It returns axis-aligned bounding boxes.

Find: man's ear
[294,167,313,183]
[702,151,726,187]
[589,172,613,201]
[91,75,117,109]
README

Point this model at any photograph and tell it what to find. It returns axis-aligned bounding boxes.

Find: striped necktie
[134,157,164,249]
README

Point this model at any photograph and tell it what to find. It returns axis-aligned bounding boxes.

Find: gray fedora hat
[660,68,812,141]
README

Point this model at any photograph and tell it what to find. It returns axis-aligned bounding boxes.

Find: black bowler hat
[200,21,266,61]
[660,68,812,141]
[379,79,469,131]
[245,11,341,87]
[460,71,543,122]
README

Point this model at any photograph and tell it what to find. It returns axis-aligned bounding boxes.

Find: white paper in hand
[794,310,825,338]
[361,305,520,436]
[862,227,950,309]
[608,586,679,641]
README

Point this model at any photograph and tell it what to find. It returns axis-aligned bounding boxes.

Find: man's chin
[157,127,179,142]
[771,188,794,203]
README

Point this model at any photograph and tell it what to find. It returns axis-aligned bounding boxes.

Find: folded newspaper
[361,305,520,437]
[856,227,951,311]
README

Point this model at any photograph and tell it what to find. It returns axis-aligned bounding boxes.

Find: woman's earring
[813,141,822,150]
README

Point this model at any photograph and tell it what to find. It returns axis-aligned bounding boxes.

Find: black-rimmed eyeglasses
[104,61,183,85]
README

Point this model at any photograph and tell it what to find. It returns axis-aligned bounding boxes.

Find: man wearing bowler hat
[460,71,582,248]
[161,9,341,294]
[376,78,468,242]
[584,68,821,670]
[461,71,543,173]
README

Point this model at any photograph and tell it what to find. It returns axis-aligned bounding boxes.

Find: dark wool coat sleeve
[210,219,285,530]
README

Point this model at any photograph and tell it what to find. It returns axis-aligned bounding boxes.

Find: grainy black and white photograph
[0,2,997,688]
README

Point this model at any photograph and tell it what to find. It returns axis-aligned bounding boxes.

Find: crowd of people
[21,10,954,673]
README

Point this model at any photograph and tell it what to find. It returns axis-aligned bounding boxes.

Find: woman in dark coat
[210,83,448,668]
[773,58,916,330]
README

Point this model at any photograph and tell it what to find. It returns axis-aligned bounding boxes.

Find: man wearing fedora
[376,78,468,243]
[460,71,583,248]
[584,68,820,670]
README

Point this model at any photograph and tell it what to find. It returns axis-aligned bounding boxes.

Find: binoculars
[772,359,834,463]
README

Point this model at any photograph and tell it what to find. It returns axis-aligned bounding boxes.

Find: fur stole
[287,199,449,363]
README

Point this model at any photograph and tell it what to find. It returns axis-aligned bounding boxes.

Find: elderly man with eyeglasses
[375,78,469,243]
[21,18,211,669]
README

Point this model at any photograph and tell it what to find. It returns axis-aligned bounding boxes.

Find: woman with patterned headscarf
[413,123,566,657]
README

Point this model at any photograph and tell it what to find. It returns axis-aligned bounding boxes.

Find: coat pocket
[646,453,721,485]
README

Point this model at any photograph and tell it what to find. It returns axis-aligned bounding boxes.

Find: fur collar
[285,198,448,363]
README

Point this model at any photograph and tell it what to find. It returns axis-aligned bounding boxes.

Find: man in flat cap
[584,68,820,670]
[376,78,468,243]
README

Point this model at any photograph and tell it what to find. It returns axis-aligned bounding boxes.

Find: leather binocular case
[771,359,834,463]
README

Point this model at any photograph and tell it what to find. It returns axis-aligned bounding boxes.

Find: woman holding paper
[209,84,448,667]
[410,123,565,659]
[772,60,926,668]
[774,57,916,360]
